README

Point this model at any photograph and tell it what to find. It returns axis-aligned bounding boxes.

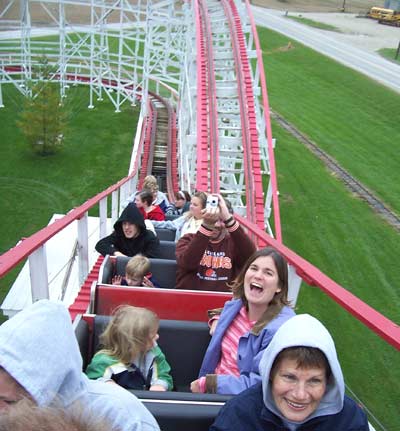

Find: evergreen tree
[17,57,68,156]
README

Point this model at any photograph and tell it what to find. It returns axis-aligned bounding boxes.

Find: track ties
[271,110,400,232]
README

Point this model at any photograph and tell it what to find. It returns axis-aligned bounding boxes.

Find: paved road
[251,7,400,94]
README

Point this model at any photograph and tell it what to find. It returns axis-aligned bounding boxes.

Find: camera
[206,195,219,210]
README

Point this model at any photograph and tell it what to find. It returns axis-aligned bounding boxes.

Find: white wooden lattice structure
[0,0,272,226]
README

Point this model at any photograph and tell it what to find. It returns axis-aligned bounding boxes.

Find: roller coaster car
[82,253,235,430]
[80,277,233,429]
[74,314,232,431]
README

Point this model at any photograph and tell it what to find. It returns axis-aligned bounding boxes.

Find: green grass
[258,28,400,430]
[0,84,139,302]
[259,26,400,216]
[272,123,400,428]
[286,15,342,32]
[275,119,399,321]
[378,47,400,64]
[0,24,399,430]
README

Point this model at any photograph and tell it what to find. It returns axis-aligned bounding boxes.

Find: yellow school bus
[368,6,400,26]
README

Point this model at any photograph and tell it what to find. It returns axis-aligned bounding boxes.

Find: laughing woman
[190,247,295,395]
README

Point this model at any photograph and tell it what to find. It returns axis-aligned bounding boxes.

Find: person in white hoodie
[210,314,369,430]
[0,299,160,431]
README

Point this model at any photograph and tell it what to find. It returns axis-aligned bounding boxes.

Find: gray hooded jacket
[259,314,344,427]
[210,314,368,431]
[0,300,160,431]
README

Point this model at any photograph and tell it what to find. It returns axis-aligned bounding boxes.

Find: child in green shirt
[86,305,173,391]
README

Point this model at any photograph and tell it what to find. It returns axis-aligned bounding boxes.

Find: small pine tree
[17,57,68,156]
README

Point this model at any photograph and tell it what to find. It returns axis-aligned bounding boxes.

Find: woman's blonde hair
[191,191,208,208]
[229,247,291,334]
[99,305,159,365]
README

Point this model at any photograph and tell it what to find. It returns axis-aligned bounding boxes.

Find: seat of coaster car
[75,315,232,431]
[115,256,177,289]
[140,394,227,431]
[165,214,180,221]
[158,240,176,260]
[155,228,176,242]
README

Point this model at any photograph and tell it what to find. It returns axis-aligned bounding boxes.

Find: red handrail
[0,174,134,277]
[243,0,283,242]
[223,0,265,231]
[236,214,400,351]
[194,0,213,191]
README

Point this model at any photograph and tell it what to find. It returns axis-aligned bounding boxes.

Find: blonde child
[112,255,159,288]
[86,305,173,391]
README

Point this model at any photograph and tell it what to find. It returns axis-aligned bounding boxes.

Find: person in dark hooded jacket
[95,203,160,257]
[209,314,369,431]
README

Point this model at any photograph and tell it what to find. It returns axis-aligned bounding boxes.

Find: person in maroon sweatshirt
[175,194,256,292]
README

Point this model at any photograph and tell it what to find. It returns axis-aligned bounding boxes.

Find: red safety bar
[94,285,232,321]
[236,214,400,350]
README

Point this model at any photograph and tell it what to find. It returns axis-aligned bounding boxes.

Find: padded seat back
[143,400,223,431]
[158,240,176,260]
[98,255,113,284]
[74,316,90,370]
[150,259,177,289]
[115,255,131,277]
[115,256,177,289]
[157,319,210,391]
[155,228,176,241]
[165,214,180,221]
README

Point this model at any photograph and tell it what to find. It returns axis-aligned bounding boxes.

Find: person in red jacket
[175,194,256,291]
[135,190,166,221]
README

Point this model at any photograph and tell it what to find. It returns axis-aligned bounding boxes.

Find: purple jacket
[198,298,295,394]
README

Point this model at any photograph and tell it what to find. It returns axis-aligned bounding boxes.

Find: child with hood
[209,314,369,430]
[0,300,160,431]
[95,202,160,257]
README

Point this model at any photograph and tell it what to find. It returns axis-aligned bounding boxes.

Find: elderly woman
[190,247,295,394]
[210,314,369,430]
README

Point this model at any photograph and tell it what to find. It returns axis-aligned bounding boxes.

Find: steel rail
[138,99,157,186]
[199,0,220,193]
[147,92,179,200]
[236,214,400,351]
[244,0,282,242]
[194,0,210,191]
[222,0,265,230]
[194,0,221,192]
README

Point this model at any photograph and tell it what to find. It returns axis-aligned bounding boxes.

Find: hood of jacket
[0,300,86,407]
[259,314,344,425]
[114,203,146,236]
